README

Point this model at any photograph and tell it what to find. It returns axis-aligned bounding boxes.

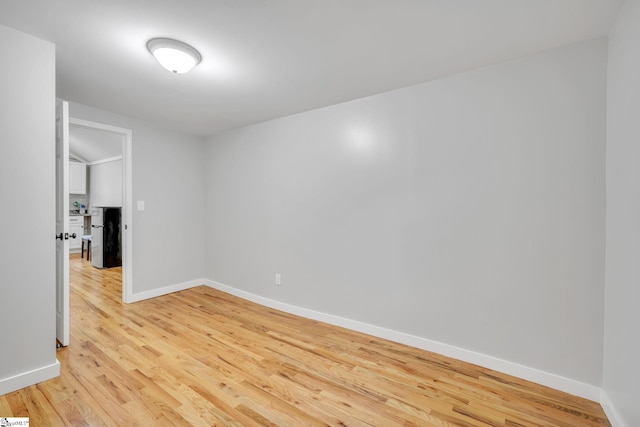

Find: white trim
[69,151,88,163]
[122,125,133,303]
[128,279,207,303]
[600,390,627,427]
[69,117,128,136]
[203,278,601,402]
[87,155,122,166]
[68,117,134,304]
[0,361,60,396]
[104,275,626,422]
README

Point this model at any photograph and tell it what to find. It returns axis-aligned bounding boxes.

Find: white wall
[90,159,123,207]
[69,102,206,294]
[0,24,58,393]
[204,38,607,387]
[603,0,640,425]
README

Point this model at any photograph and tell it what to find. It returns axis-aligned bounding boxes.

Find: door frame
[69,117,134,303]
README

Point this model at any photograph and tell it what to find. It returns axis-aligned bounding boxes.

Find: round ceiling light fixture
[147,38,201,74]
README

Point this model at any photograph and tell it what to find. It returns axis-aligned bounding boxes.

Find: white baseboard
[0,360,60,396]
[600,390,627,427]
[121,277,617,417]
[128,278,207,303]
[2,277,623,423]
[203,278,601,402]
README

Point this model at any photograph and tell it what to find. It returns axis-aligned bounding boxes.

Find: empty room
[0,1,638,426]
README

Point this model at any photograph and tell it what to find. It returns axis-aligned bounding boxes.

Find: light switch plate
[137,201,145,211]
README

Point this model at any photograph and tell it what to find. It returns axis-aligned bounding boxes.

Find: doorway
[56,101,134,347]
[68,118,133,303]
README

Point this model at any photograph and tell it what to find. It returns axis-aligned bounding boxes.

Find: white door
[55,100,70,346]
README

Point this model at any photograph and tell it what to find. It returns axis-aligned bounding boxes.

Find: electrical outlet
[275,274,281,286]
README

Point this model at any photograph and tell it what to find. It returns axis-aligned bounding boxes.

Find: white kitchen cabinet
[89,159,122,206]
[69,216,84,251]
[69,161,87,194]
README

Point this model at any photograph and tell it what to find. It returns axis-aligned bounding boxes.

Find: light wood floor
[0,254,610,426]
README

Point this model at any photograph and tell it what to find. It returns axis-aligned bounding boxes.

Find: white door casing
[55,99,70,346]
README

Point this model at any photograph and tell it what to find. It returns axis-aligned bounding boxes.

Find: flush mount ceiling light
[147,38,201,74]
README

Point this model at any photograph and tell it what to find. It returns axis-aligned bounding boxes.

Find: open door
[55,99,70,346]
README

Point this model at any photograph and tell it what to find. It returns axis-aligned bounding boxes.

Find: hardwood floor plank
[0,254,611,426]
[20,386,66,427]
[0,397,13,418]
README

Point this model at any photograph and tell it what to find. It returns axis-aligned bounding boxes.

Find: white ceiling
[69,125,123,163]
[0,0,625,137]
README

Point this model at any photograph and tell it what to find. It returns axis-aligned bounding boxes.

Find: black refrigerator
[91,207,122,268]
